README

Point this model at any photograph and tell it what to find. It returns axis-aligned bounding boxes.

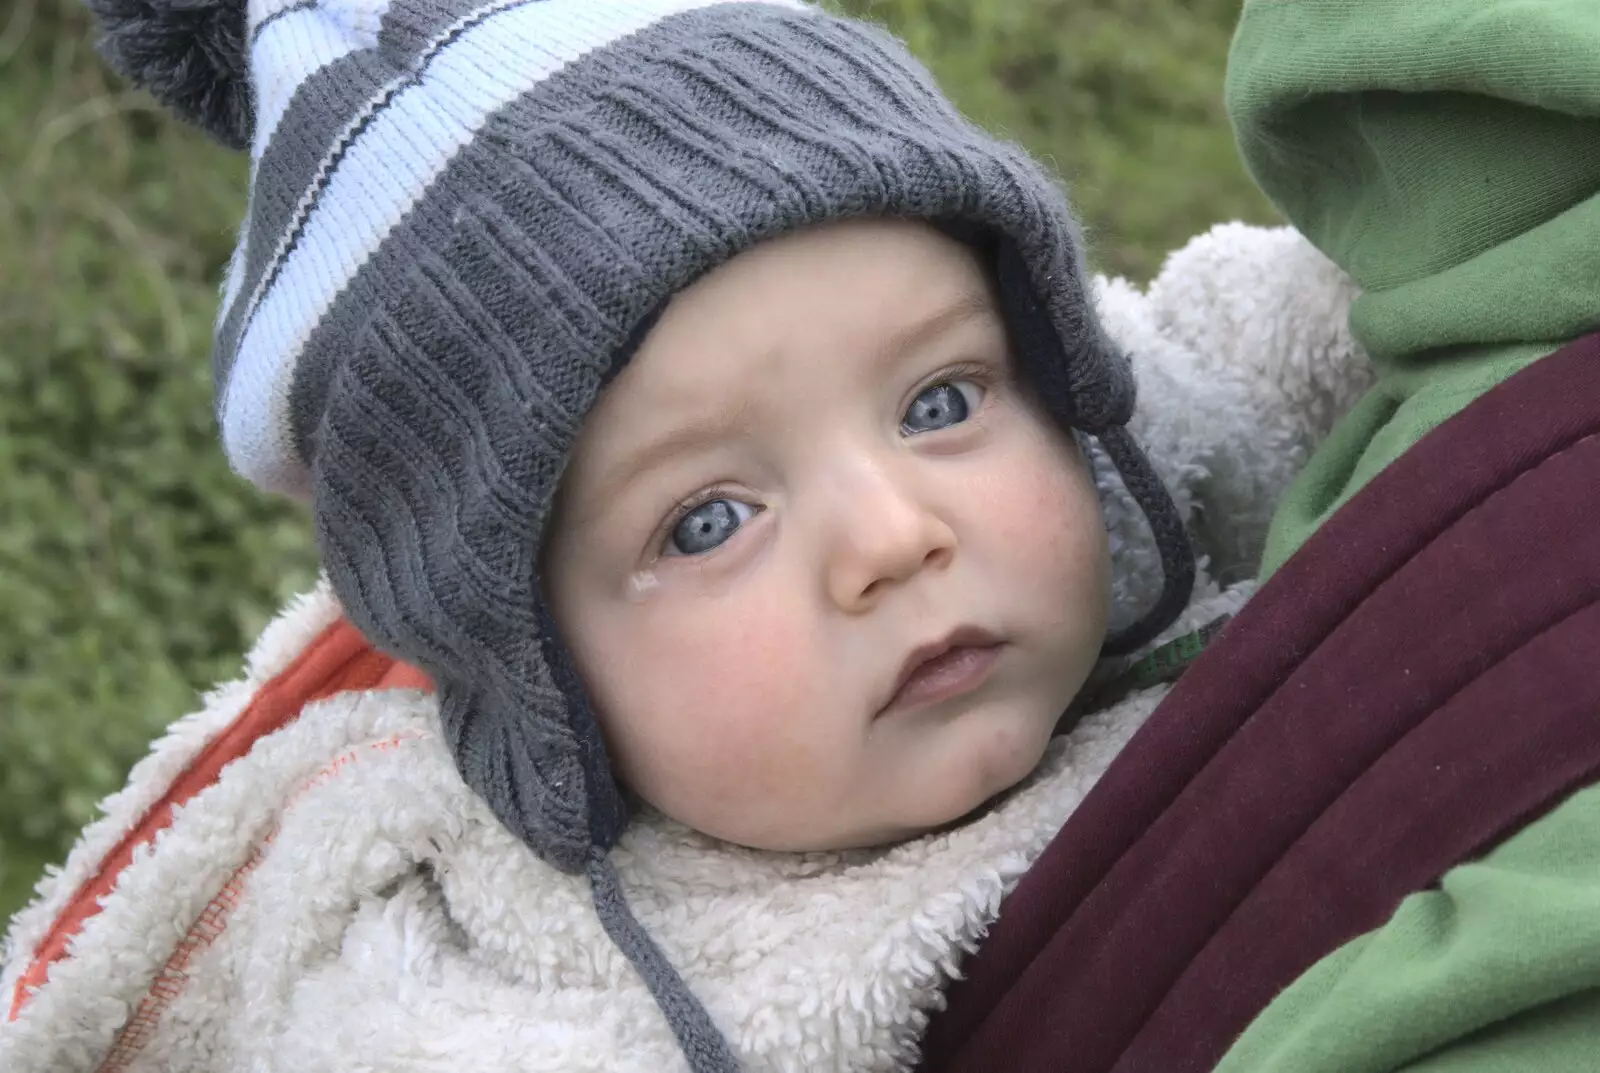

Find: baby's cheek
[622,599,824,805]
[969,433,1109,664]
[984,446,1085,564]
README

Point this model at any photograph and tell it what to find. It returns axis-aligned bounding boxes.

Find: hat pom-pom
[83,0,253,150]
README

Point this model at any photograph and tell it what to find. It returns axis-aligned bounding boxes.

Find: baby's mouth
[879,627,1004,716]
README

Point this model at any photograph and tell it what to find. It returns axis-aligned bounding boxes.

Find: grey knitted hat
[85,0,1194,1066]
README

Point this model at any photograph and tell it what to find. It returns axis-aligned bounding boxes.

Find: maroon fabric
[916,331,1600,1073]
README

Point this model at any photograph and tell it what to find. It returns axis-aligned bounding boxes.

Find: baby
[0,1,1366,1070]
[543,217,1115,854]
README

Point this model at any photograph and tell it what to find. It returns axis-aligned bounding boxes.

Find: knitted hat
[85,0,1194,1066]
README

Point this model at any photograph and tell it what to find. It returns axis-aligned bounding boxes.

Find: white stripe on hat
[250,1,393,161]
[222,0,808,496]
[218,0,392,326]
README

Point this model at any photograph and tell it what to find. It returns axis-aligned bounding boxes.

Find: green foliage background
[0,0,1273,926]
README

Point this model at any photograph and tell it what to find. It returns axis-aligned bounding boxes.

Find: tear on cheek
[626,570,660,603]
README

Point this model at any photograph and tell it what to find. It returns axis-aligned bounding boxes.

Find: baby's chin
[678,718,1056,855]
[898,699,1060,828]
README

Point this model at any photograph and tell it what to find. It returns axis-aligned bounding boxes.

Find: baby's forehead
[566,220,1007,467]
[616,285,1000,416]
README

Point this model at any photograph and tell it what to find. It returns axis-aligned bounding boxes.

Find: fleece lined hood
[3,224,1371,1073]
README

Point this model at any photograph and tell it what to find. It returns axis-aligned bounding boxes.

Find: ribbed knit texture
[1226,0,1600,575]
[80,1,1199,1065]
[284,0,1184,875]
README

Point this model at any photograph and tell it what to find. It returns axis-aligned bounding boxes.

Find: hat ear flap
[992,238,1196,655]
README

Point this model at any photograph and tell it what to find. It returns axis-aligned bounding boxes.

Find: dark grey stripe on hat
[214,0,496,395]
[283,1,1117,467]
[283,1,1021,457]
[283,4,767,459]
[245,0,555,322]
[216,52,389,384]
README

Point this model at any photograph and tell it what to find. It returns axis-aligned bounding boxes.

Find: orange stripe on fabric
[377,660,433,692]
[93,729,429,1073]
[94,850,262,1073]
[7,618,432,1022]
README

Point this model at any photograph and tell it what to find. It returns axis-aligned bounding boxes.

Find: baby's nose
[822,464,956,612]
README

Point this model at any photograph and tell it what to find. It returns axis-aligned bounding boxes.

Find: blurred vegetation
[0,0,1274,927]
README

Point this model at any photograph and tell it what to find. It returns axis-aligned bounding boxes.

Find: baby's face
[545,218,1110,852]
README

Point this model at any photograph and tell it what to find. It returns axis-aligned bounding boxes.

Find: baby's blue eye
[902,380,982,435]
[668,499,756,556]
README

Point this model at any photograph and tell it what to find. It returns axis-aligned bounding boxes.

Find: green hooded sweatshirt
[1227,0,1600,578]
[1217,3,1600,1071]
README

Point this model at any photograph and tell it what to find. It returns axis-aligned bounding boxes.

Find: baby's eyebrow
[867,289,997,371]
[583,288,996,511]
[588,400,753,511]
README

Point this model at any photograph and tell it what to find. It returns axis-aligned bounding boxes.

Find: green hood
[1225,0,1600,574]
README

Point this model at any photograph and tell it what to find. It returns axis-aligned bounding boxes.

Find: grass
[0,0,1273,927]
